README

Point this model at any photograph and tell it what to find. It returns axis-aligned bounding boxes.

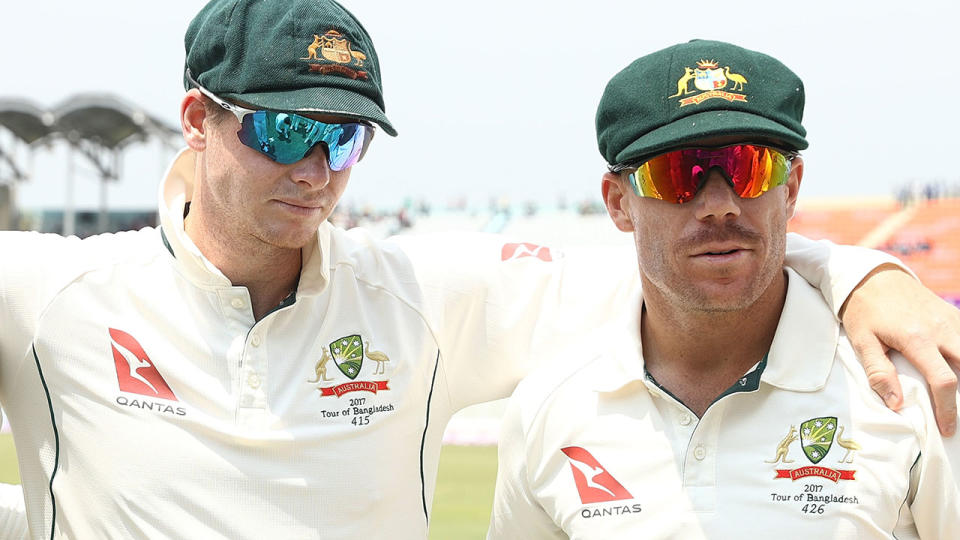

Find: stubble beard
[638,220,787,315]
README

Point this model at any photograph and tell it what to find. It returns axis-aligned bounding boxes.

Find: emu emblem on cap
[670,59,748,107]
[302,30,369,80]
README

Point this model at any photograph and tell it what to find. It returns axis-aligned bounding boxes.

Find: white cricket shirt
[489,270,960,539]
[0,149,904,538]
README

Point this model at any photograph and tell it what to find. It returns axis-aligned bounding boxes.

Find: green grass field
[0,435,18,484]
[0,435,497,538]
[429,444,498,539]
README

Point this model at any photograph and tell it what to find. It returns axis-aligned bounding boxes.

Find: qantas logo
[561,446,633,504]
[109,328,177,401]
[501,242,554,262]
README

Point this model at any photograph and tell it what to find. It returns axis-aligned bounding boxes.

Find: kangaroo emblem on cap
[668,67,696,98]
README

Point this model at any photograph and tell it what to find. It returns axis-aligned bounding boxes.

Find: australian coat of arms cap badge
[670,59,748,107]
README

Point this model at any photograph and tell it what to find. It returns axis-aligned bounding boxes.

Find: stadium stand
[877,198,960,306]
[788,197,899,245]
[789,196,960,308]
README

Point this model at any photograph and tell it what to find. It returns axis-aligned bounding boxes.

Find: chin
[260,225,320,250]
[685,281,765,313]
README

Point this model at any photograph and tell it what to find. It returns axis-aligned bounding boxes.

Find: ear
[601,172,635,232]
[181,89,208,153]
[785,156,803,219]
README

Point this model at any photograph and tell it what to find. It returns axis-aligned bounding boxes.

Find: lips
[275,199,322,210]
[693,243,747,257]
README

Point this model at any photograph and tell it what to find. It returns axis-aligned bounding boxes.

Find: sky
[1,0,958,211]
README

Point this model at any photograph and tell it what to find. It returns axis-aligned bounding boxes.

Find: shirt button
[694,444,706,461]
[231,298,245,310]
[251,334,262,347]
[247,373,262,389]
[679,414,692,426]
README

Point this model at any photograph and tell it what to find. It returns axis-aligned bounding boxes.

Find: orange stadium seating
[789,197,960,307]
[879,198,960,304]
[788,199,898,246]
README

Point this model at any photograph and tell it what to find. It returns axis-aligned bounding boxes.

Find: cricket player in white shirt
[489,39,960,539]
[0,3,958,539]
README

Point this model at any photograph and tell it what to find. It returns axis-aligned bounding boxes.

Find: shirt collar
[158,148,331,295]
[590,286,648,392]
[588,268,838,393]
[760,268,839,391]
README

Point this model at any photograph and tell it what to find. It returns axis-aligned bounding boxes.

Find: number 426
[802,503,825,515]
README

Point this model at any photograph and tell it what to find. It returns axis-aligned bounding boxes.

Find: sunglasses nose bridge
[697,168,743,199]
[303,140,330,162]
[690,164,734,194]
[692,171,744,220]
[290,147,334,187]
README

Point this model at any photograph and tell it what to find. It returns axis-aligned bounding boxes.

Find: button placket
[681,403,724,513]
[693,444,707,461]
[239,320,270,412]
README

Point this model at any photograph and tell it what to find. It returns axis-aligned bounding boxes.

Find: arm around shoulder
[783,233,910,316]
[786,233,960,435]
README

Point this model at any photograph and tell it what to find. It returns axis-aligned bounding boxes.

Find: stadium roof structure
[0,94,179,182]
[0,99,54,144]
[55,94,178,149]
[0,93,180,233]
[0,98,55,181]
[53,93,180,180]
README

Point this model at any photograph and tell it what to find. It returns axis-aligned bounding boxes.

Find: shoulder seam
[522,355,607,434]
[334,260,451,407]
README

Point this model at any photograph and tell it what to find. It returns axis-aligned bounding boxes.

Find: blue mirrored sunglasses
[188,71,374,170]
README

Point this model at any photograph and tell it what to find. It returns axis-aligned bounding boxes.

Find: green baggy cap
[597,39,806,167]
[184,0,397,136]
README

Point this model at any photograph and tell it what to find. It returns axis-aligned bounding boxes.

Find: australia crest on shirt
[308,334,391,398]
[766,416,859,482]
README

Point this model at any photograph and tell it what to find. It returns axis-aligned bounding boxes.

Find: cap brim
[221,86,397,137]
[615,109,807,166]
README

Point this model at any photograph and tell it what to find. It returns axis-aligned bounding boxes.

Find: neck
[640,270,787,416]
[185,209,301,322]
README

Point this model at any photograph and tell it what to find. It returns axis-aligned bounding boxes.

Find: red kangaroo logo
[561,446,633,504]
[501,242,554,262]
[109,328,177,401]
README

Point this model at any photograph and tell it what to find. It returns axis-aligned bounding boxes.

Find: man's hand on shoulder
[841,263,960,436]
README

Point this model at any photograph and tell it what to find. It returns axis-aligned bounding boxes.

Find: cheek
[326,171,352,200]
[631,214,673,273]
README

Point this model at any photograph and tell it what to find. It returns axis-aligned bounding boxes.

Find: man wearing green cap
[0,1,958,537]
[488,40,960,538]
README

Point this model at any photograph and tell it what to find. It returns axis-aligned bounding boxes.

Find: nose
[692,169,742,221]
[289,145,331,189]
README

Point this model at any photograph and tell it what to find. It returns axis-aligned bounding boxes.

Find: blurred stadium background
[1,96,957,538]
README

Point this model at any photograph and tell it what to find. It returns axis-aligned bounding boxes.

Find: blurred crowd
[896,180,960,206]
[329,195,608,234]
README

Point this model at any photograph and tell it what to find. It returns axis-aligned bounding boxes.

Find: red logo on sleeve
[108,328,178,401]
[561,446,633,503]
[501,242,553,262]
